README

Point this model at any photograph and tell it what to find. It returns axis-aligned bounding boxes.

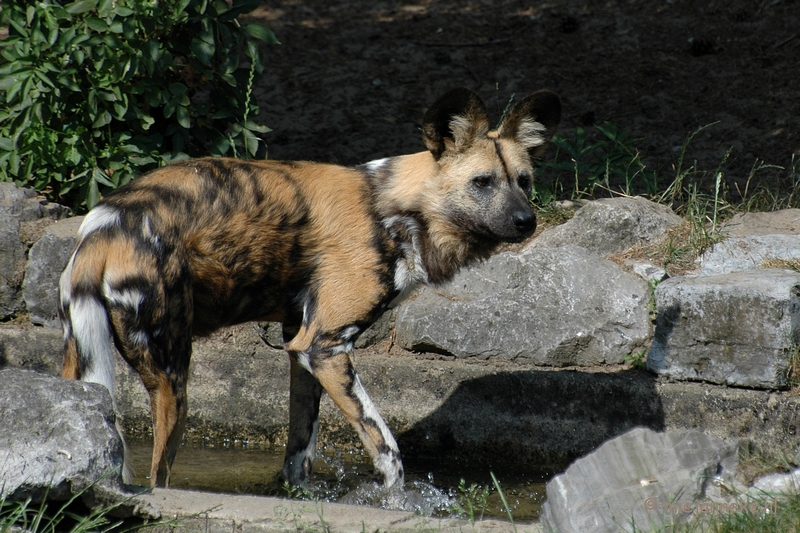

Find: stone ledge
[139,487,532,533]
[2,324,798,473]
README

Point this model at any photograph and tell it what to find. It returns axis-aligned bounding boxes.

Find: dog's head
[422,88,560,243]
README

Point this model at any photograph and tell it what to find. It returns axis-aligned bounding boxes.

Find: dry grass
[760,258,800,272]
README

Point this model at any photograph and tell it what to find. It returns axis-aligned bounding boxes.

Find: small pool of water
[128,438,550,521]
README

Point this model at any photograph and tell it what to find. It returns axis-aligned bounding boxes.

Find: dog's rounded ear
[498,90,561,157]
[422,88,490,160]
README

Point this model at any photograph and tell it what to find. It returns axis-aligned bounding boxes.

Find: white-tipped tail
[60,240,132,483]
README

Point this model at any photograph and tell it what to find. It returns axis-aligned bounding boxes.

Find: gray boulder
[531,197,682,256]
[750,468,800,496]
[698,234,800,276]
[0,213,25,319]
[647,269,800,389]
[0,369,124,500]
[720,208,800,237]
[0,369,158,517]
[0,182,68,222]
[0,182,39,221]
[396,244,651,366]
[23,217,84,327]
[540,427,738,533]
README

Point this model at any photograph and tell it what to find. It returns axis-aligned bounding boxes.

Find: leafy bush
[0,0,277,211]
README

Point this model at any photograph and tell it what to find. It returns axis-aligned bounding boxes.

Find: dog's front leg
[284,333,404,488]
[313,350,404,488]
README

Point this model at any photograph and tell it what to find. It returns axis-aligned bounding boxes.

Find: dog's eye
[517,173,531,190]
[472,175,492,188]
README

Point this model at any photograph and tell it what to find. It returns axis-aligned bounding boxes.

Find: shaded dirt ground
[245,0,800,199]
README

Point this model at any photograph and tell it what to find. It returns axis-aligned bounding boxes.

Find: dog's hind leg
[107,276,192,488]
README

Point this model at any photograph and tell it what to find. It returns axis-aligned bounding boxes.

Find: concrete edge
[139,487,540,532]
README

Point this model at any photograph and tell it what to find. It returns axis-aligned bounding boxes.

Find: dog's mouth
[469,218,537,245]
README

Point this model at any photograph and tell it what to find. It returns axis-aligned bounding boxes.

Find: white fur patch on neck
[382,215,429,307]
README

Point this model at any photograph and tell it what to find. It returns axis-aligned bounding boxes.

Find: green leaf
[209,136,230,156]
[242,127,258,156]
[144,41,160,62]
[92,166,116,187]
[86,17,107,31]
[220,72,237,87]
[0,138,14,151]
[112,102,127,119]
[97,0,114,17]
[191,34,215,65]
[65,0,98,15]
[7,16,29,37]
[140,115,155,130]
[114,5,134,16]
[6,80,24,104]
[176,105,190,129]
[245,121,272,134]
[65,144,81,165]
[243,23,280,44]
[52,5,72,20]
[92,110,112,128]
[34,70,55,88]
[87,176,100,208]
[245,39,259,61]
[169,82,188,95]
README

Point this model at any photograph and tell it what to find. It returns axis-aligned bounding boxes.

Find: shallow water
[128,438,549,521]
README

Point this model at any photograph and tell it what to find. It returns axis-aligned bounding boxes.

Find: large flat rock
[396,244,651,366]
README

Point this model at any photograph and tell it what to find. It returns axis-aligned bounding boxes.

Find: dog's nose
[512,210,536,234]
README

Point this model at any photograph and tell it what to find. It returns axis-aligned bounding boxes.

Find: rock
[0,182,38,220]
[720,208,800,237]
[647,269,800,389]
[632,262,669,283]
[0,213,25,319]
[256,321,286,349]
[0,182,68,222]
[750,468,800,496]
[396,244,651,366]
[698,234,800,276]
[0,369,159,517]
[0,370,125,501]
[531,197,682,256]
[23,217,84,327]
[540,427,738,533]
[355,308,395,348]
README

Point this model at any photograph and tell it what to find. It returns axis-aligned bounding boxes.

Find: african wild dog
[59,87,560,488]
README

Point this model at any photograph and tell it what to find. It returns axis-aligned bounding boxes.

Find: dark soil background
[245,0,799,199]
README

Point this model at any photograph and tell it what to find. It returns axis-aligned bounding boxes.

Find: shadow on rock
[398,367,664,475]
